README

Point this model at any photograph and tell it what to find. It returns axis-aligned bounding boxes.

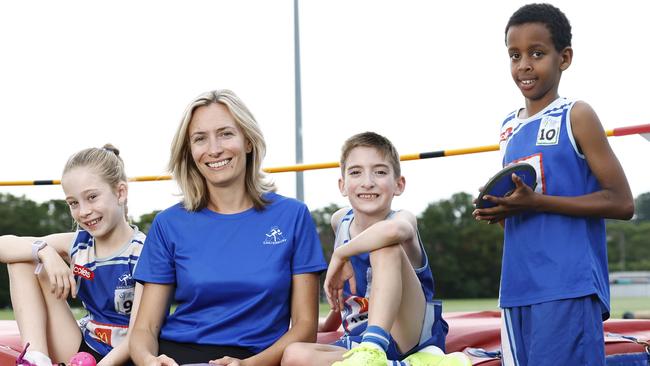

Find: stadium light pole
[293,0,304,201]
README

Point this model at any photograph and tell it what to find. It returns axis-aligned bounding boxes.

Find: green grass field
[319,297,649,319]
[0,297,646,321]
[0,307,86,320]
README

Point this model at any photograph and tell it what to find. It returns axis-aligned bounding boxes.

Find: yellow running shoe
[402,351,445,366]
[403,349,472,366]
[332,345,388,366]
[438,353,472,366]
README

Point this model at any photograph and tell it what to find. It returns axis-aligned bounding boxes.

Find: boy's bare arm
[474,101,634,221]
[333,210,420,265]
[325,210,421,311]
[539,101,634,218]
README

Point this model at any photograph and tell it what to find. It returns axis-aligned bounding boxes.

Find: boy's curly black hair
[505,3,572,52]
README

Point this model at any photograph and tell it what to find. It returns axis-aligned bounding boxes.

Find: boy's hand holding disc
[476,162,537,209]
[473,162,537,223]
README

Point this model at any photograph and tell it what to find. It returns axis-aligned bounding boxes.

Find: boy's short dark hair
[340,132,401,178]
[505,3,572,52]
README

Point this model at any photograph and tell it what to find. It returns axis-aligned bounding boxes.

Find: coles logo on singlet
[73,264,94,280]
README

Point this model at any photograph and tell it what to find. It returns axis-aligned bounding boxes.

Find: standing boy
[282,132,470,366]
[473,4,634,365]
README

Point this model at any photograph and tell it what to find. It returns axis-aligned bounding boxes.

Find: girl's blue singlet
[71,227,145,355]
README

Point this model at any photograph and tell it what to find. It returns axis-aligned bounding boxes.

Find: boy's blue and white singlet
[70,226,145,356]
[498,97,609,318]
[133,192,327,353]
[334,209,436,336]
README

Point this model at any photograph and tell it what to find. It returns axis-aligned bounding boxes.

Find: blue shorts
[333,300,448,360]
[500,295,605,366]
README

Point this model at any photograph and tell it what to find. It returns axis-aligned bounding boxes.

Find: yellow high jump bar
[2,123,649,187]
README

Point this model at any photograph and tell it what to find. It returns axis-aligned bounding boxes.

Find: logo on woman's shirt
[263,226,287,245]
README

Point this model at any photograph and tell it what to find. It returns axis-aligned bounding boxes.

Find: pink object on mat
[69,352,96,366]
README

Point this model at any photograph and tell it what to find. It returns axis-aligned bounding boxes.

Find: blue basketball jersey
[498,97,609,317]
[71,226,145,356]
[133,192,327,353]
[334,209,436,336]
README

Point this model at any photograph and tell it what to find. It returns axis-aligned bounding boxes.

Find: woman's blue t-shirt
[134,192,327,353]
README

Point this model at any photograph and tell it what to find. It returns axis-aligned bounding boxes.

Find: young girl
[0,144,145,366]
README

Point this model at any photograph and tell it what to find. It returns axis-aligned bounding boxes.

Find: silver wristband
[31,240,47,274]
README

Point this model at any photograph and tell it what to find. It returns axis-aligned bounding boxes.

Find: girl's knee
[7,261,36,277]
[8,261,50,289]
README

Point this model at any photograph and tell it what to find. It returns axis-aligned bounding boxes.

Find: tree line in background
[1,191,649,307]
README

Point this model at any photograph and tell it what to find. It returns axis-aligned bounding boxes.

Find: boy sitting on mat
[282,132,469,366]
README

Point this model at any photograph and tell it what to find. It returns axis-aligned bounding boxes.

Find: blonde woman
[130,90,326,366]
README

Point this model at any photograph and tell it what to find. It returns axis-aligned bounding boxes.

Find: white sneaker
[22,350,53,366]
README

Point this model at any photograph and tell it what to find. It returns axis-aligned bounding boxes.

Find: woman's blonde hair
[63,144,129,218]
[169,89,275,211]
